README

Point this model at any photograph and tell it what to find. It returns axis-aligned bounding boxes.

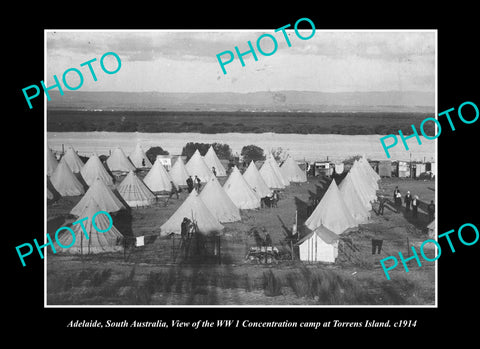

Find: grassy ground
[46,172,436,306]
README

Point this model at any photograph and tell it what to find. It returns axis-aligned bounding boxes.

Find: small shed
[414,163,426,178]
[296,225,339,263]
[398,161,410,178]
[313,161,332,177]
[378,160,392,177]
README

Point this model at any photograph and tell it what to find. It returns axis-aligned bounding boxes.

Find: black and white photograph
[7,8,479,338]
[44,29,437,307]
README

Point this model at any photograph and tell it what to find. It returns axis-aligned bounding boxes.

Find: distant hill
[47,90,435,113]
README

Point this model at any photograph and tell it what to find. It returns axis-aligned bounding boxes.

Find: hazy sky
[46,30,436,94]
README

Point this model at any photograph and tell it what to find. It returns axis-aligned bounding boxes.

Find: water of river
[47,131,435,162]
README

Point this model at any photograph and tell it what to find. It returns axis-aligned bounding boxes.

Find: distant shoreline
[47,109,434,136]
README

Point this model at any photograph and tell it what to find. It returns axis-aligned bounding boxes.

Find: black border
[8,6,479,339]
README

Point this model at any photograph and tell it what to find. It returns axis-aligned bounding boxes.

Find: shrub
[241,144,265,163]
[263,270,282,297]
[145,146,169,164]
[90,268,113,287]
[181,142,232,161]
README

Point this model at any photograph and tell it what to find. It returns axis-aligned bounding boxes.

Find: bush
[241,144,265,163]
[263,270,282,297]
[145,146,169,164]
[212,143,233,160]
[181,142,210,161]
[181,142,232,161]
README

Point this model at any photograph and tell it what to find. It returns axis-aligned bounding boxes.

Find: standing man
[427,200,435,221]
[272,190,279,208]
[186,175,194,193]
[264,229,272,247]
[393,186,399,202]
[412,195,419,218]
[194,175,201,191]
[404,191,412,213]
[378,195,386,215]
[395,190,402,209]
[212,167,217,177]
[393,186,401,208]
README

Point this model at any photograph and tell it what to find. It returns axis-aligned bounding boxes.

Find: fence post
[291,239,294,260]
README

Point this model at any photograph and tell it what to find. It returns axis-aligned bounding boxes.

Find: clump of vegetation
[284,267,378,305]
[241,145,265,163]
[181,142,233,161]
[145,146,169,164]
[263,270,282,297]
[90,268,113,287]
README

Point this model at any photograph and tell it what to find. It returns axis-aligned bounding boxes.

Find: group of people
[186,175,202,193]
[251,227,272,248]
[184,167,218,194]
[393,187,421,218]
[180,217,196,240]
[378,186,435,221]
[261,190,280,208]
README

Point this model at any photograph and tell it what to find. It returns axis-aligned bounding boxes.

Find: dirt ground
[46,171,436,306]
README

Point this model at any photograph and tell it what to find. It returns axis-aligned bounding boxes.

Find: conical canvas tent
[143,156,174,193]
[305,179,357,235]
[266,155,290,186]
[185,149,214,182]
[280,156,307,182]
[296,225,339,263]
[117,171,156,207]
[62,146,84,173]
[106,147,136,173]
[360,156,380,181]
[338,172,370,224]
[259,160,285,189]
[199,176,241,223]
[355,159,379,191]
[47,148,58,177]
[160,190,224,236]
[169,156,190,187]
[50,158,85,197]
[55,196,123,254]
[203,146,227,176]
[80,154,114,187]
[352,161,377,195]
[243,160,272,198]
[223,166,260,209]
[129,144,152,169]
[349,164,376,209]
[71,177,127,216]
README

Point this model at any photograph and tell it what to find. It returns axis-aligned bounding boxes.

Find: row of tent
[48,143,231,176]
[47,144,308,254]
[160,153,308,234]
[47,143,308,202]
[298,156,380,263]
